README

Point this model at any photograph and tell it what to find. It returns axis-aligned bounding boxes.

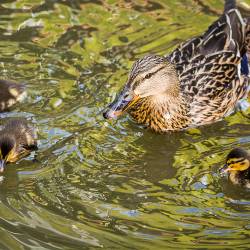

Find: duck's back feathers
[187,52,248,125]
[167,8,249,126]
[168,9,245,70]
[1,119,37,150]
[224,0,236,12]
[0,80,26,112]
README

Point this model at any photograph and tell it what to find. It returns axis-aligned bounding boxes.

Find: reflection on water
[0,0,250,249]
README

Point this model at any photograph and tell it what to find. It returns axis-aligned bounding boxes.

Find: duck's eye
[123,93,131,102]
[145,73,153,79]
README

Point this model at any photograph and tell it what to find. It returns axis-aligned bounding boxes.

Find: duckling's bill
[220,164,231,173]
[103,88,139,119]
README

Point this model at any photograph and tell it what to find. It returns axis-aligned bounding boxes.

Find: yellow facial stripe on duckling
[5,148,19,163]
[226,159,250,172]
[226,157,244,164]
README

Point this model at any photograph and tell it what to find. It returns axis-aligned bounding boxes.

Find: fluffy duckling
[0,80,26,112]
[222,148,250,188]
[0,119,37,172]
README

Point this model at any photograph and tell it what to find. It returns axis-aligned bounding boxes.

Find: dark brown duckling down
[0,119,37,172]
[0,80,26,112]
[222,148,250,188]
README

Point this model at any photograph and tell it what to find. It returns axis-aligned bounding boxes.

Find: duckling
[0,80,26,112]
[103,1,250,133]
[222,148,250,188]
[0,119,37,172]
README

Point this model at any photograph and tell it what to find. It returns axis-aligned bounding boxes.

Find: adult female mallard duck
[0,119,37,172]
[0,80,26,112]
[103,0,250,133]
[222,148,250,188]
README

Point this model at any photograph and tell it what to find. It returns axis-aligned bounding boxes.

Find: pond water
[0,0,250,249]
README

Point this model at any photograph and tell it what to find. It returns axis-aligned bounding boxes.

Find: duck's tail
[224,0,236,12]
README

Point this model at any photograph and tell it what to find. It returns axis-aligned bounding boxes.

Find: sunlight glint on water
[0,0,249,249]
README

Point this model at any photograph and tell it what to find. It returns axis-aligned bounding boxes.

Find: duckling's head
[0,135,16,172]
[103,55,179,119]
[0,80,26,112]
[223,148,250,173]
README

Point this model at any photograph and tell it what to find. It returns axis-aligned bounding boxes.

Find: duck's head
[0,135,16,173]
[223,148,250,173]
[103,55,179,119]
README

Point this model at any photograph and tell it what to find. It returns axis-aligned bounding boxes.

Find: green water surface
[0,0,250,249]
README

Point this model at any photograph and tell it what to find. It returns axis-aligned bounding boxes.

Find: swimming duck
[103,1,250,133]
[0,119,37,172]
[0,80,26,112]
[222,148,250,188]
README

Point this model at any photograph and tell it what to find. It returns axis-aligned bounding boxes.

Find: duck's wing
[167,9,246,76]
[167,8,248,125]
[183,52,248,125]
[177,9,247,93]
[19,123,38,149]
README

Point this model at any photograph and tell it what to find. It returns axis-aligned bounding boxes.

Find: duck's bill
[103,89,139,120]
[0,160,5,173]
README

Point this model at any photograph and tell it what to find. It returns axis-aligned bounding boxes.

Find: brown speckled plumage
[129,94,191,132]
[0,80,26,112]
[104,3,250,133]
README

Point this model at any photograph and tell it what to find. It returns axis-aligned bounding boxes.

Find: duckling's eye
[145,73,153,79]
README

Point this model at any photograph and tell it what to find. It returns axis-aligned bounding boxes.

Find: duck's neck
[128,93,191,132]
